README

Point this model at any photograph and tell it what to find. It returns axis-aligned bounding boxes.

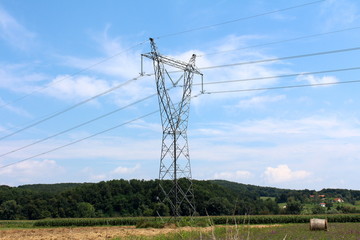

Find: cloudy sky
[0,0,360,190]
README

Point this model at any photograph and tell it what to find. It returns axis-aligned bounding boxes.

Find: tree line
[0,179,359,220]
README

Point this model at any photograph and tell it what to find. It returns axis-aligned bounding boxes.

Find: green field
[260,196,276,201]
[120,223,360,240]
[1,216,360,240]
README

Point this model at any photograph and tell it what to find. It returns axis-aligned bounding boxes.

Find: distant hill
[210,179,300,198]
[211,179,360,203]
[0,179,359,220]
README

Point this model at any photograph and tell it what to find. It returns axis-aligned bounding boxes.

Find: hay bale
[309,218,328,231]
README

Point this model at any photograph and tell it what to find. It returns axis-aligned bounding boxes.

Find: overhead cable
[0,91,202,169]
[205,79,360,94]
[0,110,159,169]
[198,26,360,57]
[0,41,149,111]
[0,93,157,159]
[198,46,360,70]
[0,74,148,141]
[155,0,325,39]
[194,66,360,86]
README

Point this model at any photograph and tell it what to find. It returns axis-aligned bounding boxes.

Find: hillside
[0,179,359,220]
[212,180,360,202]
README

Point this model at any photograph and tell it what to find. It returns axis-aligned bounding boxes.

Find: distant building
[319,195,325,198]
[320,203,326,207]
[334,198,344,203]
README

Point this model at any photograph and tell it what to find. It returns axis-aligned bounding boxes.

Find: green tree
[0,200,19,220]
[285,197,303,214]
[153,203,170,216]
[205,197,233,215]
[312,204,326,214]
[76,202,95,218]
[263,198,280,214]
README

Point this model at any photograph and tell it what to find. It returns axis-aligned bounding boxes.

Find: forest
[0,179,359,220]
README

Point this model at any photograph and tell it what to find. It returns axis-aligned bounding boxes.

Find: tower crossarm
[142,38,202,76]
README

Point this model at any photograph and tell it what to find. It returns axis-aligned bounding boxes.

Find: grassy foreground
[118,223,360,240]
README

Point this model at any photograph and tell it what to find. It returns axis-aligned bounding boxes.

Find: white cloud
[297,74,338,86]
[44,75,112,101]
[236,95,285,109]
[193,116,360,145]
[167,34,288,102]
[320,0,359,29]
[112,163,140,174]
[62,27,141,79]
[58,29,155,105]
[90,174,107,181]
[0,63,47,92]
[0,97,32,117]
[0,6,35,50]
[78,164,142,182]
[214,170,252,180]
[0,159,65,185]
[50,33,288,108]
[189,114,360,189]
[263,164,311,184]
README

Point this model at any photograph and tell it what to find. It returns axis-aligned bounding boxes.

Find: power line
[0,91,202,169]
[198,46,360,70]
[0,110,159,169]
[0,41,149,111]
[0,0,328,137]
[0,93,157,159]
[0,0,327,112]
[194,66,360,86]
[0,74,148,141]
[205,79,360,94]
[155,0,324,39]
[0,0,331,140]
[198,26,360,57]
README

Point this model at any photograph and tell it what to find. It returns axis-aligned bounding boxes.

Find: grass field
[0,223,359,240]
[1,215,360,240]
[120,223,360,240]
[259,197,276,201]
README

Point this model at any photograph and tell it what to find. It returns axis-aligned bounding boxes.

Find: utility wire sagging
[197,26,360,57]
[199,46,360,71]
[0,110,159,169]
[0,93,158,159]
[205,79,360,95]
[195,66,360,86]
[155,0,325,39]
[0,75,148,141]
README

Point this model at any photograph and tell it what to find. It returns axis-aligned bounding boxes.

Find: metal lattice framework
[142,38,202,217]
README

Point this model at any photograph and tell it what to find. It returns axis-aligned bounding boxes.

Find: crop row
[34,217,149,227]
[32,214,360,227]
[210,214,360,225]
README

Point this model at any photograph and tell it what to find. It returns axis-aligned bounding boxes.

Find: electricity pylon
[142,38,203,217]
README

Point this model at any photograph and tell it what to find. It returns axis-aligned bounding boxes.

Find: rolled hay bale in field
[309,218,328,231]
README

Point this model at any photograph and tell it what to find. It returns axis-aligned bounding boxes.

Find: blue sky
[0,0,360,190]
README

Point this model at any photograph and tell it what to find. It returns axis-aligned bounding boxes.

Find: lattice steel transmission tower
[142,38,203,217]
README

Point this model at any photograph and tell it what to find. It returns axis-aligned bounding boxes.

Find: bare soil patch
[0,224,281,240]
[0,226,195,240]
